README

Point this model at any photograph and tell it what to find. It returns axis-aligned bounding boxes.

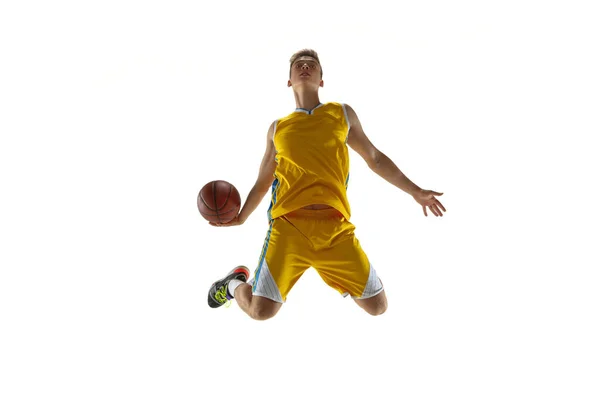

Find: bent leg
[315,227,386,315]
[235,283,282,321]
[234,215,309,320]
[354,290,388,316]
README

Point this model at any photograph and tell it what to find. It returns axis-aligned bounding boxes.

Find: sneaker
[207,266,250,308]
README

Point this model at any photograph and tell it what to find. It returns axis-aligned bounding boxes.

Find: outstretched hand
[412,190,446,217]
[209,215,244,227]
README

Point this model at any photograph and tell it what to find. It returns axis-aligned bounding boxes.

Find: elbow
[254,179,274,193]
[367,150,383,169]
[367,160,379,170]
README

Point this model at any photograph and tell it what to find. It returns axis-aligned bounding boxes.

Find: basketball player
[207,49,446,319]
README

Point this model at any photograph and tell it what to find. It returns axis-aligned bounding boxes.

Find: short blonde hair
[289,49,323,78]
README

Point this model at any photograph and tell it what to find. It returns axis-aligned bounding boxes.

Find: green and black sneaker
[207,266,250,308]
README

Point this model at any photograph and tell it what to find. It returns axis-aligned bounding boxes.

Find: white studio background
[1,1,598,399]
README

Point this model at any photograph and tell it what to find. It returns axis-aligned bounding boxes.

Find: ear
[319,80,324,88]
[287,80,292,87]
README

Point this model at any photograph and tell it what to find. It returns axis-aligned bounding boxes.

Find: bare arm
[211,121,277,226]
[238,121,277,223]
[345,104,446,216]
[345,104,421,196]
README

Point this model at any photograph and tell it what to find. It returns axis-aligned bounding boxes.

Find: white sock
[227,279,244,298]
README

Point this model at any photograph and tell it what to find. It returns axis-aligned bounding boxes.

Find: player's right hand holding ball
[210,215,244,227]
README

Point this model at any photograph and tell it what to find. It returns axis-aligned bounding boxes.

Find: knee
[363,293,388,316]
[250,304,279,321]
[371,304,387,315]
[366,302,387,316]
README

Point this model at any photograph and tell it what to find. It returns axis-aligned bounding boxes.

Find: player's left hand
[412,189,446,217]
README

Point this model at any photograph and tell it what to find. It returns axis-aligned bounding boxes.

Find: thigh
[314,220,383,299]
[250,217,312,303]
[251,293,284,320]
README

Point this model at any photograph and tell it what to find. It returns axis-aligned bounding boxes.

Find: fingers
[436,200,446,212]
[422,192,446,217]
[423,203,444,217]
[209,215,240,227]
[427,204,436,216]
[209,220,239,227]
[422,201,446,217]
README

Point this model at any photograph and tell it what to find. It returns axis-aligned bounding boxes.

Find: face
[288,56,324,89]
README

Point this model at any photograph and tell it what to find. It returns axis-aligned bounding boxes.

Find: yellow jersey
[267,102,352,221]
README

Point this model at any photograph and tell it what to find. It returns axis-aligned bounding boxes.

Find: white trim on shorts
[343,263,384,300]
[249,260,284,303]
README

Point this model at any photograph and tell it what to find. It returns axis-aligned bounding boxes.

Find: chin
[294,81,318,88]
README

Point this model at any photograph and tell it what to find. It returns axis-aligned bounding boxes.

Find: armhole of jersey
[272,120,279,144]
[341,104,351,144]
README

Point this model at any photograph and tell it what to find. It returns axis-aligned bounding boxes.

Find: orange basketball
[197,180,241,224]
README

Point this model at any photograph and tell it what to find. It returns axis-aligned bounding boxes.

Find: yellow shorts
[248,208,383,303]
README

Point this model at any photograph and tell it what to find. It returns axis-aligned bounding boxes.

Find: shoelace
[214,285,231,308]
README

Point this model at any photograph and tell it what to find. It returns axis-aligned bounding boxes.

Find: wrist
[409,187,423,197]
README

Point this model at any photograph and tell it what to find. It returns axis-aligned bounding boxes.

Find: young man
[207,49,446,320]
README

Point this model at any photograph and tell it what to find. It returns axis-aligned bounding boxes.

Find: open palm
[413,190,446,217]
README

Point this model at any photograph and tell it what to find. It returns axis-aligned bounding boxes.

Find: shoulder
[268,119,278,140]
[325,101,346,112]
[341,103,356,115]
[340,103,359,128]
[321,102,352,123]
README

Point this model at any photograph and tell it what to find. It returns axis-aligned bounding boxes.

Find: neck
[293,88,321,110]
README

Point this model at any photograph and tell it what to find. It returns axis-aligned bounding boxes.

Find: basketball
[197,180,241,224]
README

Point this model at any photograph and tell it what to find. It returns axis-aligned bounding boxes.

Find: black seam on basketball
[217,183,233,211]
[212,181,222,223]
[199,193,212,210]
[200,205,239,217]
